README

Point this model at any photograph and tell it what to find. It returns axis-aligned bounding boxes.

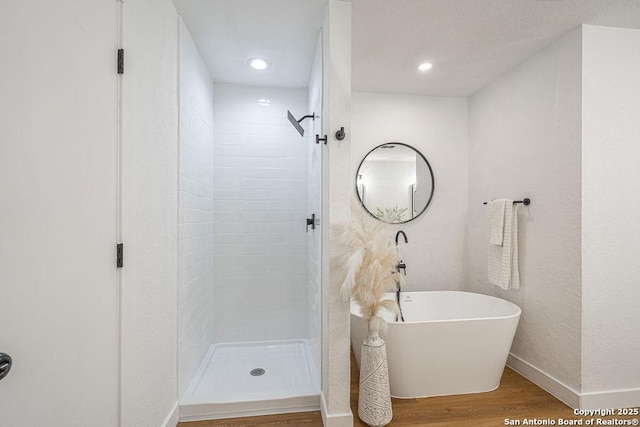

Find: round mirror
[355,143,434,224]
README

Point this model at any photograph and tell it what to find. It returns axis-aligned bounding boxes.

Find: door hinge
[117,49,124,74]
[116,243,124,268]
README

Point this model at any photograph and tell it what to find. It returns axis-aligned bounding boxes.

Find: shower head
[287,110,315,137]
[287,110,305,136]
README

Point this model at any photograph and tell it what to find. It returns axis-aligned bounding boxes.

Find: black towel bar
[483,198,530,206]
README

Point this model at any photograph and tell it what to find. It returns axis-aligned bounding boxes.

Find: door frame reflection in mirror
[355,142,434,224]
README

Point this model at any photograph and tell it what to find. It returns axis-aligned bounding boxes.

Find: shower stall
[174,1,326,421]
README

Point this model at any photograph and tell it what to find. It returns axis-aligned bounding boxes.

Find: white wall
[120,0,179,425]
[211,84,309,343]
[466,27,583,396]
[582,24,640,407]
[351,92,468,292]
[177,18,215,399]
[322,1,353,425]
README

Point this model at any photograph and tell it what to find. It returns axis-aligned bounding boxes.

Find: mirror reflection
[356,143,434,223]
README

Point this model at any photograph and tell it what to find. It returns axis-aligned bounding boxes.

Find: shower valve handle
[306,213,316,232]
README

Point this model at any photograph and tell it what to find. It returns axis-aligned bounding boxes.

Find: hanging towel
[487,199,507,245]
[488,200,520,290]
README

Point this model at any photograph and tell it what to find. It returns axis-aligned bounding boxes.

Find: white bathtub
[350,291,521,398]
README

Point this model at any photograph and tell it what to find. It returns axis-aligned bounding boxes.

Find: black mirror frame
[355,142,435,224]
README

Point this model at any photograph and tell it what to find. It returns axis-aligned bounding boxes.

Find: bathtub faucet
[395,230,407,275]
[394,230,408,322]
[395,230,408,245]
[395,273,405,322]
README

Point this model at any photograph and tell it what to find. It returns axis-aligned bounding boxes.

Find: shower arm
[296,115,315,124]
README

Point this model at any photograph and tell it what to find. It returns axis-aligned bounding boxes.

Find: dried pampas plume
[336,197,402,333]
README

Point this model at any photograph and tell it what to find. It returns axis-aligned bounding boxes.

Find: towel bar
[483,198,530,206]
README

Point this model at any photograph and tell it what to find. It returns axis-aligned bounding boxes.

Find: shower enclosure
[174,1,326,421]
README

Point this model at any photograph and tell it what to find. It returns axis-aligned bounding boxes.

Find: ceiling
[352,0,640,96]
[172,0,327,89]
[173,0,640,97]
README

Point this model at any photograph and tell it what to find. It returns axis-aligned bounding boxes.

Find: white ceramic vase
[358,330,393,427]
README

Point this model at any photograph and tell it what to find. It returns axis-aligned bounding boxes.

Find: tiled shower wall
[212,84,309,343]
[177,21,215,397]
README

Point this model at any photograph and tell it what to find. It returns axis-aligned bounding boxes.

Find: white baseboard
[508,353,640,410]
[162,401,180,427]
[580,388,640,410]
[507,353,580,409]
[320,392,353,427]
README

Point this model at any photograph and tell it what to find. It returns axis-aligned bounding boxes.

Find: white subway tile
[210,84,313,343]
[180,191,214,211]
[212,200,246,211]
[244,168,307,180]
[215,145,247,157]
[242,178,307,190]
[180,174,212,198]
[215,277,248,289]
[212,189,244,200]
[244,211,303,222]
[266,201,308,211]
[181,207,214,224]
[213,221,265,233]
[214,264,267,278]
[255,276,306,288]
[214,244,266,255]
[243,233,286,244]
[215,233,245,244]
[178,222,213,240]
[191,114,213,145]
[213,167,246,179]
[242,189,307,201]
[267,264,308,276]
[213,178,244,189]
[266,254,307,266]
[211,211,246,223]
[214,254,269,267]
[178,247,212,272]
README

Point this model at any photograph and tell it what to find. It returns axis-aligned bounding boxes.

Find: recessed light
[257,98,271,106]
[418,62,433,72]
[248,57,271,71]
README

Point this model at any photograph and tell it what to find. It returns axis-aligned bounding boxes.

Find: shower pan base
[180,339,320,422]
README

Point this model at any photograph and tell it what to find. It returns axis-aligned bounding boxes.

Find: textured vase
[358,331,393,427]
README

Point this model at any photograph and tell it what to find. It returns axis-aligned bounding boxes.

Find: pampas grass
[337,198,403,334]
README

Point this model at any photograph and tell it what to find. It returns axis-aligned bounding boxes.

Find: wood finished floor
[179,350,639,426]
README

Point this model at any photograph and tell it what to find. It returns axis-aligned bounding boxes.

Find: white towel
[488,200,520,290]
[487,199,507,245]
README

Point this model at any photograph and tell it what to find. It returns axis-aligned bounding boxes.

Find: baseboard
[508,353,640,410]
[580,388,640,410]
[320,392,353,427]
[162,401,180,427]
[507,353,580,409]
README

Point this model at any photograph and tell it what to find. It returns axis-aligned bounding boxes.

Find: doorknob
[0,353,12,381]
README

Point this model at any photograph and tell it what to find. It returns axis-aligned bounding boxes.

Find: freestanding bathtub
[350,291,521,398]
